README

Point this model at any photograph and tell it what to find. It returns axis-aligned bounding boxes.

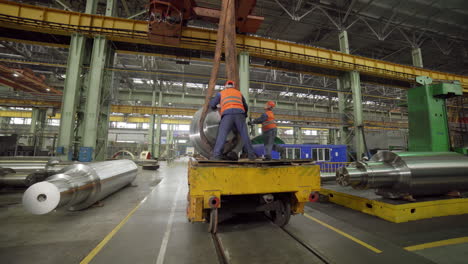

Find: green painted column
[29,108,39,145]
[350,71,365,157]
[154,92,163,158]
[0,117,10,132]
[81,0,116,161]
[57,33,86,160]
[29,108,48,152]
[411,47,423,68]
[82,36,108,153]
[57,0,99,160]
[148,89,157,155]
[337,30,349,146]
[239,51,250,103]
[337,30,365,159]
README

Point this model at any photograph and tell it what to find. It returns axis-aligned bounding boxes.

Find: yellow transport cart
[187,159,321,233]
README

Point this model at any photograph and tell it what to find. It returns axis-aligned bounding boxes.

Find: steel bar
[336,151,468,198]
[0,172,37,187]
[23,159,138,214]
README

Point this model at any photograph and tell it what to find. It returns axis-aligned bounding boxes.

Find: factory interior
[0,0,468,263]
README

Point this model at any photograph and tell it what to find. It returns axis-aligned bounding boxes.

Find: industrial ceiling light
[13,73,19,77]
[46,88,50,92]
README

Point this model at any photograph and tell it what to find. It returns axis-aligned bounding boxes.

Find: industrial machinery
[336,151,468,199]
[189,108,241,159]
[0,158,70,187]
[111,150,160,170]
[23,160,138,215]
[187,159,320,233]
[148,0,263,45]
[336,76,468,199]
[186,0,320,233]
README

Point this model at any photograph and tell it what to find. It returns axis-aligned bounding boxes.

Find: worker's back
[220,88,245,115]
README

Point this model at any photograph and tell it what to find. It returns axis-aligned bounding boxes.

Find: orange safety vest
[262,110,277,131]
[220,88,245,115]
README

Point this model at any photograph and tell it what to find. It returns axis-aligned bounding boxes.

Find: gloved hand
[247,121,252,126]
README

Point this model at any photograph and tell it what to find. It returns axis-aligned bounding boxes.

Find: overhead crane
[0,0,467,92]
[0,98,408,130]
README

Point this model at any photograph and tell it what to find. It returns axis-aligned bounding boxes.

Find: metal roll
[23,159,138,215]
[0,160,49,172]
[336,151,468,198]
[0,172,37,187]
[0,158,66,174]
[189,108,241,158]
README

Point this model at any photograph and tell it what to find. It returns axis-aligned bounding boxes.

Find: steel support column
[82,36,108,159]
[57,0,99,161]
[0,117,9,132]
[350,71,364,157]
[80,0,116,161]
[293,127,303,144]
[29,107,39,146]
[411,47,423,68]
[29,108,47,149]
[337,30,365,159]
[239,51,250,103]
[148,89,157,155]
[57,34,86,160]
[154,92,163,158]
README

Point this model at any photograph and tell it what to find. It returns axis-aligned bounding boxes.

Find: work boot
[263,155,272,161]
[248,154,257,161]
[209,156,223,161]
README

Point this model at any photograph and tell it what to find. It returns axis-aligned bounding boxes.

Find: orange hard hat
[266,101,276,108]
[225,80,235,88]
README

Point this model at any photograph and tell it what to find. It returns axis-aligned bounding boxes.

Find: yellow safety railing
[0,0,467,91]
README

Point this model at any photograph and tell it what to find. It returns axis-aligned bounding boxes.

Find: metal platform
[320,184,468,223]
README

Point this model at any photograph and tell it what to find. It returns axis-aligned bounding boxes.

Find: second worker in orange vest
[209,80,256,160]
[249,101,285,160]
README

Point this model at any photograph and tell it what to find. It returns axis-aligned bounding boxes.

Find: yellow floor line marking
[304,213,383,254]
[404,237,468,252]
[80,196,148,264]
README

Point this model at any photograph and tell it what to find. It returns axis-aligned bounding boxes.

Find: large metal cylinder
[0,160,50,171]
[0,172,38,187]
[23,160,138,214]
[336,151,468,198]
[0,158,68,174]
[189,108,241,158]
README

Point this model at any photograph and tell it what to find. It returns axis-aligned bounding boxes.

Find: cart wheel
[208,208,218,233]
[270,199,291,227]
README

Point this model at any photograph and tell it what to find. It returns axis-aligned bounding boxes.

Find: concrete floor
[0,158,467,263]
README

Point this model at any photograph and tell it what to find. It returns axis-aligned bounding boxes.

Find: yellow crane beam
[0,98,407,130]
[0,0,466,92]
[0,110,191,124]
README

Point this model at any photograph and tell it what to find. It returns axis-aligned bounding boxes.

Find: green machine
[408,76,463,152]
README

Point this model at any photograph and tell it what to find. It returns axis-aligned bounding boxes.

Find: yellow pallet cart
[187,159,321,233]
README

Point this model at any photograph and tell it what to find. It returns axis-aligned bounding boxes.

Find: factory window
[178,125,190,131]
[285,148,301,159]
[312,148,331,161]
[48,119,60,126]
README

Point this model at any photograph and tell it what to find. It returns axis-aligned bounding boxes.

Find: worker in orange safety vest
[249,101,285,160]
[209,80,256,160]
